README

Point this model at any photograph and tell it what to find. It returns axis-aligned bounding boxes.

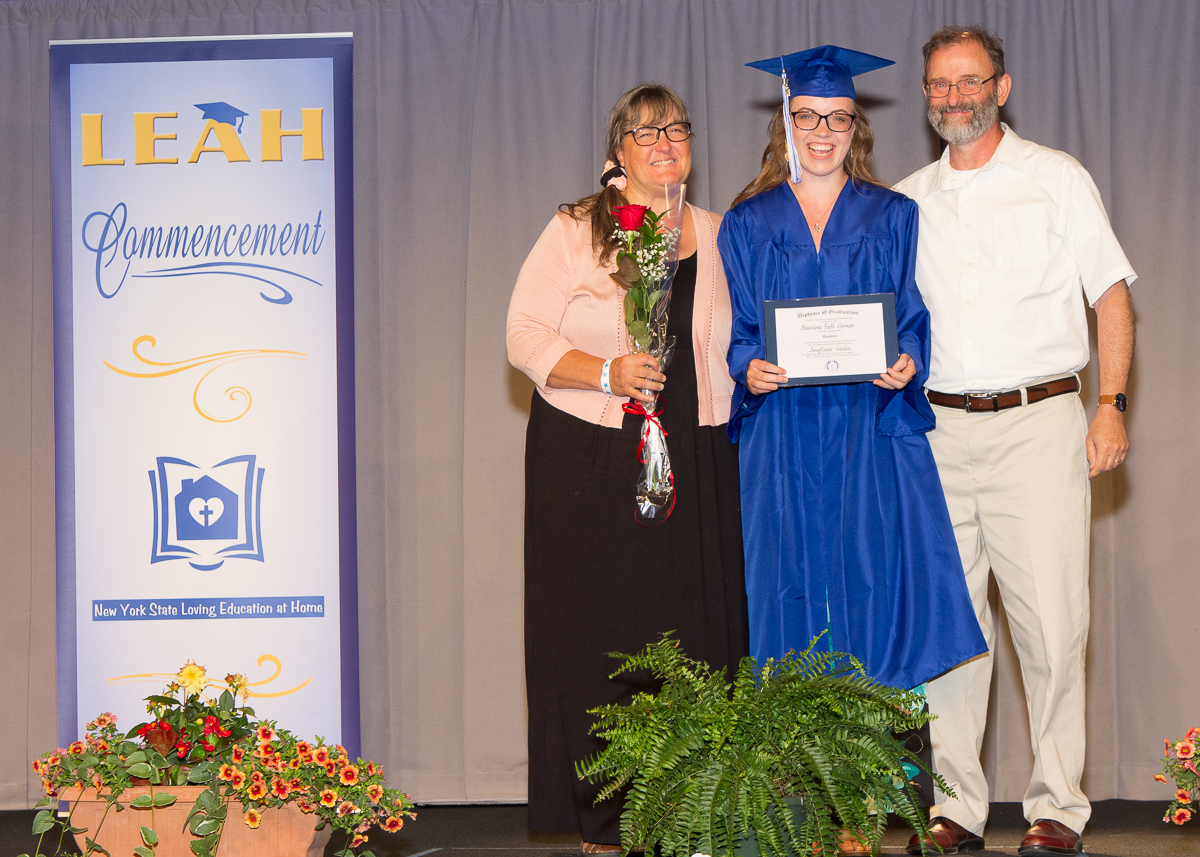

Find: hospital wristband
[600,358,613,395]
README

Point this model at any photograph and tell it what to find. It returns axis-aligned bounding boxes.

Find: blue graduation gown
[718,180,986,689]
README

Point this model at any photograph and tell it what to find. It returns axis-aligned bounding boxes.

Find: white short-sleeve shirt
[895,124,1136,393]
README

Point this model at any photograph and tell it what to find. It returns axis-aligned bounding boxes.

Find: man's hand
[873,353,918,390]
[1086,405,1128,478]
[1088,281,1135,478]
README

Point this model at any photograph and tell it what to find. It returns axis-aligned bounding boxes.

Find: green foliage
[576,633,948,857]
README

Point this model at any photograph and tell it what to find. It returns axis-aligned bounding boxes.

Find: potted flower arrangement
[1156,727,1199,825]
[576,634,947,857]
[24,661,415,857]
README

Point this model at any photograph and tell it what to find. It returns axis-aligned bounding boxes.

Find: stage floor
[2,801,1197,856]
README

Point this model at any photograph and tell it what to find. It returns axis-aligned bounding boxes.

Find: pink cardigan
[507,204,735,428]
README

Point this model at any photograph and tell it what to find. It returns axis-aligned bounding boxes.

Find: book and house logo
[149,455,265,571]
[174,475,239,540]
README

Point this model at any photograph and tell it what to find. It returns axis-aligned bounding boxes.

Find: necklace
[801,193,839,232]
[793,174,848,234]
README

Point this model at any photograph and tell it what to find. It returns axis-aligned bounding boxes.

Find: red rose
[612,204,648,232]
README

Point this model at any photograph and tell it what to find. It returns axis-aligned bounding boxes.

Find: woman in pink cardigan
[506,83,747,850]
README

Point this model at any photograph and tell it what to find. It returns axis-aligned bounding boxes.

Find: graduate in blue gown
[718,46,986,690]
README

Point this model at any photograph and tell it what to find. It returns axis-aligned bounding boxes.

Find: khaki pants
[924,389,1091,835]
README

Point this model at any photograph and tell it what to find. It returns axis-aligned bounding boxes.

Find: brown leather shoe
[906,816,984,854]
[1017,818,1083,856]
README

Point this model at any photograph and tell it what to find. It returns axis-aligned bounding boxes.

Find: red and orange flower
[28,661,418,851]
[1161,727,1200,828]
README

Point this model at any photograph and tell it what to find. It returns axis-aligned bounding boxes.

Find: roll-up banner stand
[49,34,358,754]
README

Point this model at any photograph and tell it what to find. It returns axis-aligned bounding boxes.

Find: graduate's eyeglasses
[923,75,996,98]
[790,111,856,133]
[624,123,693,146]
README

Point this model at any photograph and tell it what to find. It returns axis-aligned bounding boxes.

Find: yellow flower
[177,661,208,696]
[225,673,250,699]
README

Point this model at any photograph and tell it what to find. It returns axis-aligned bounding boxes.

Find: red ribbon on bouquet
[622,398,669,459]
[622,397,675,524]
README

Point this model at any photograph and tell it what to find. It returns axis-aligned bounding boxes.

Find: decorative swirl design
[108,653,312,699]
[242,654,313,698]
[103,334,305,422]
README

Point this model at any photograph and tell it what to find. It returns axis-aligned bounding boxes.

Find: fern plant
[576,633,947,857]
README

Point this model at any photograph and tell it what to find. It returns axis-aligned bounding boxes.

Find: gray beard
[927,90,1000,145]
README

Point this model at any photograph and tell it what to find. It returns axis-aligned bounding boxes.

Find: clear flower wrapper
[610,184,686,527]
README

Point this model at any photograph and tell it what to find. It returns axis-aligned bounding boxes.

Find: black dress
[524,253,748,842]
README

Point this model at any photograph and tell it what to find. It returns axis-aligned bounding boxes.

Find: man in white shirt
[895,25,1136,857]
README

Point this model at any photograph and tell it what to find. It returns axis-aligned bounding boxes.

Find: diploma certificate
[763,293,899,386]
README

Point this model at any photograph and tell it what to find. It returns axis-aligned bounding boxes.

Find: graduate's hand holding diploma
[749,352,915,395]
[746,358,789,395]
[872,353,916,390]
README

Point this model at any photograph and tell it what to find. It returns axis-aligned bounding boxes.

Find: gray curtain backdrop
[0,0,1193,808]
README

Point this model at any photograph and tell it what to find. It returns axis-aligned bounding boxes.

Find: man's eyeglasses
[624,122,693,146]
[790,110,856,133]
[923,75,996,98]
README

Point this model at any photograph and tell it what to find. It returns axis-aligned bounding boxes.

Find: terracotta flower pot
[62,785,332,857]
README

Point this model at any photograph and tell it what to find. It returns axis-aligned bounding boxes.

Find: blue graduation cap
[194,102,248,133]
[746,45,894,183]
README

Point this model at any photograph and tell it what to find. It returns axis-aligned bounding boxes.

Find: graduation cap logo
[195,101,249,133]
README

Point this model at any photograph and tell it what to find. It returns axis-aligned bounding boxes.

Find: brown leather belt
[926,376,1080,413]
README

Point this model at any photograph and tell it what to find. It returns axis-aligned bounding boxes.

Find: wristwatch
[1099,393,1128,412]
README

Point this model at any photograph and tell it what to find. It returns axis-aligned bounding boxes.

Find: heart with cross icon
[188,496,225,527]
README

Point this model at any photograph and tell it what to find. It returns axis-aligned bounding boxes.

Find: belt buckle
[965,391,1001,413]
